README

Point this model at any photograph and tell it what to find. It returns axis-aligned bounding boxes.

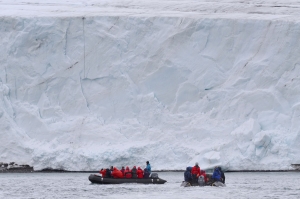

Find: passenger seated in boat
[143,168,150,178]
[200,170,208,182]
[205,175,213,186]
[121,166,125,176]
[131,166,138,178]
[212,166,221,182]
[108,166,114,178]
[124,167,132,178]
[112,167,124,178]
[191,162,201,183]
[184,166,192,183]
[137,167,144,178]
[105,168,112,178]
[218,167,225,183]
[99,168,106,177]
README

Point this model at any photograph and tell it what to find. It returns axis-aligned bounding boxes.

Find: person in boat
[200,170,208,182]
[146,161,151,173]
[218,167,225,183]
[184,166,192,183]
[112,167,124,178]
[109,166,114,178]
[99,168,106,177]
[120,166,125,176]
[205,175,214,186]
[137,167,144,178]
[131,166,138,178]
[191,162,201,183]
[105,167,112,178]
[143,168,150,178]
[212,166,222,182]
[124,166,132,178]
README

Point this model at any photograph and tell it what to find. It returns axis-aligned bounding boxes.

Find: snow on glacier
[0,0,300,171]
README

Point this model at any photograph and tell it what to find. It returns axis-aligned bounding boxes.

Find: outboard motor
[150,173,158,179]
[198,176,205,186]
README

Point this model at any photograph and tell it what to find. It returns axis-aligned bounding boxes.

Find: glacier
[0,0,300,171]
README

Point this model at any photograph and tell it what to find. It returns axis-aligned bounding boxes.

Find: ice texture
[0,0,300,171]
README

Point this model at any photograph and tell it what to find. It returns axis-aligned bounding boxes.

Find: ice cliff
[0,0,300,171]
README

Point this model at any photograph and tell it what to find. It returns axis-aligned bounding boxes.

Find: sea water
[0,172,299,199]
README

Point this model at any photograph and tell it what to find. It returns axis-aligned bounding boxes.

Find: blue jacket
[146,163,151,173]
[184,167,192,182]
[212,168,221,181]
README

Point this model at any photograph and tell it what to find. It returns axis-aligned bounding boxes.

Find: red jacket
[200,170,207,182]
[99,169,106,177]
[124,167,132,178]
[121,168,125,176]
[137,167,144,178]
[112,167,123,178]
[191,165,201,176]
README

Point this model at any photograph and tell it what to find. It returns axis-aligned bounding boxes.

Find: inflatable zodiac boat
[89,174,167,184]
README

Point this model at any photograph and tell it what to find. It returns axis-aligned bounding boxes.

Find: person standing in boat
[146,161,151,173]
[191,162,201,184]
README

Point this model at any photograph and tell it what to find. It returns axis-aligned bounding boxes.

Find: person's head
[100,168,103,171]
[146,161,149,165]
[218,167,222,171]
[133,166,136,169]
[195,162,199,167]
[122,166,125,169]
[126,166,129,170]
[110,166,113,170]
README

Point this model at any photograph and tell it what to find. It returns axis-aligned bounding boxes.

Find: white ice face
[0,0,299,171]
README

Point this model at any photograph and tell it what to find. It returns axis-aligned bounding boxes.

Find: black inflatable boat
[89,174,167,184]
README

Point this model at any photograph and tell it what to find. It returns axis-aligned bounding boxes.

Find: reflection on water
[0,172,299,199]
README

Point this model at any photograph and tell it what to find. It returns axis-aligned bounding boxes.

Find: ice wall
[1,15,300,170]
